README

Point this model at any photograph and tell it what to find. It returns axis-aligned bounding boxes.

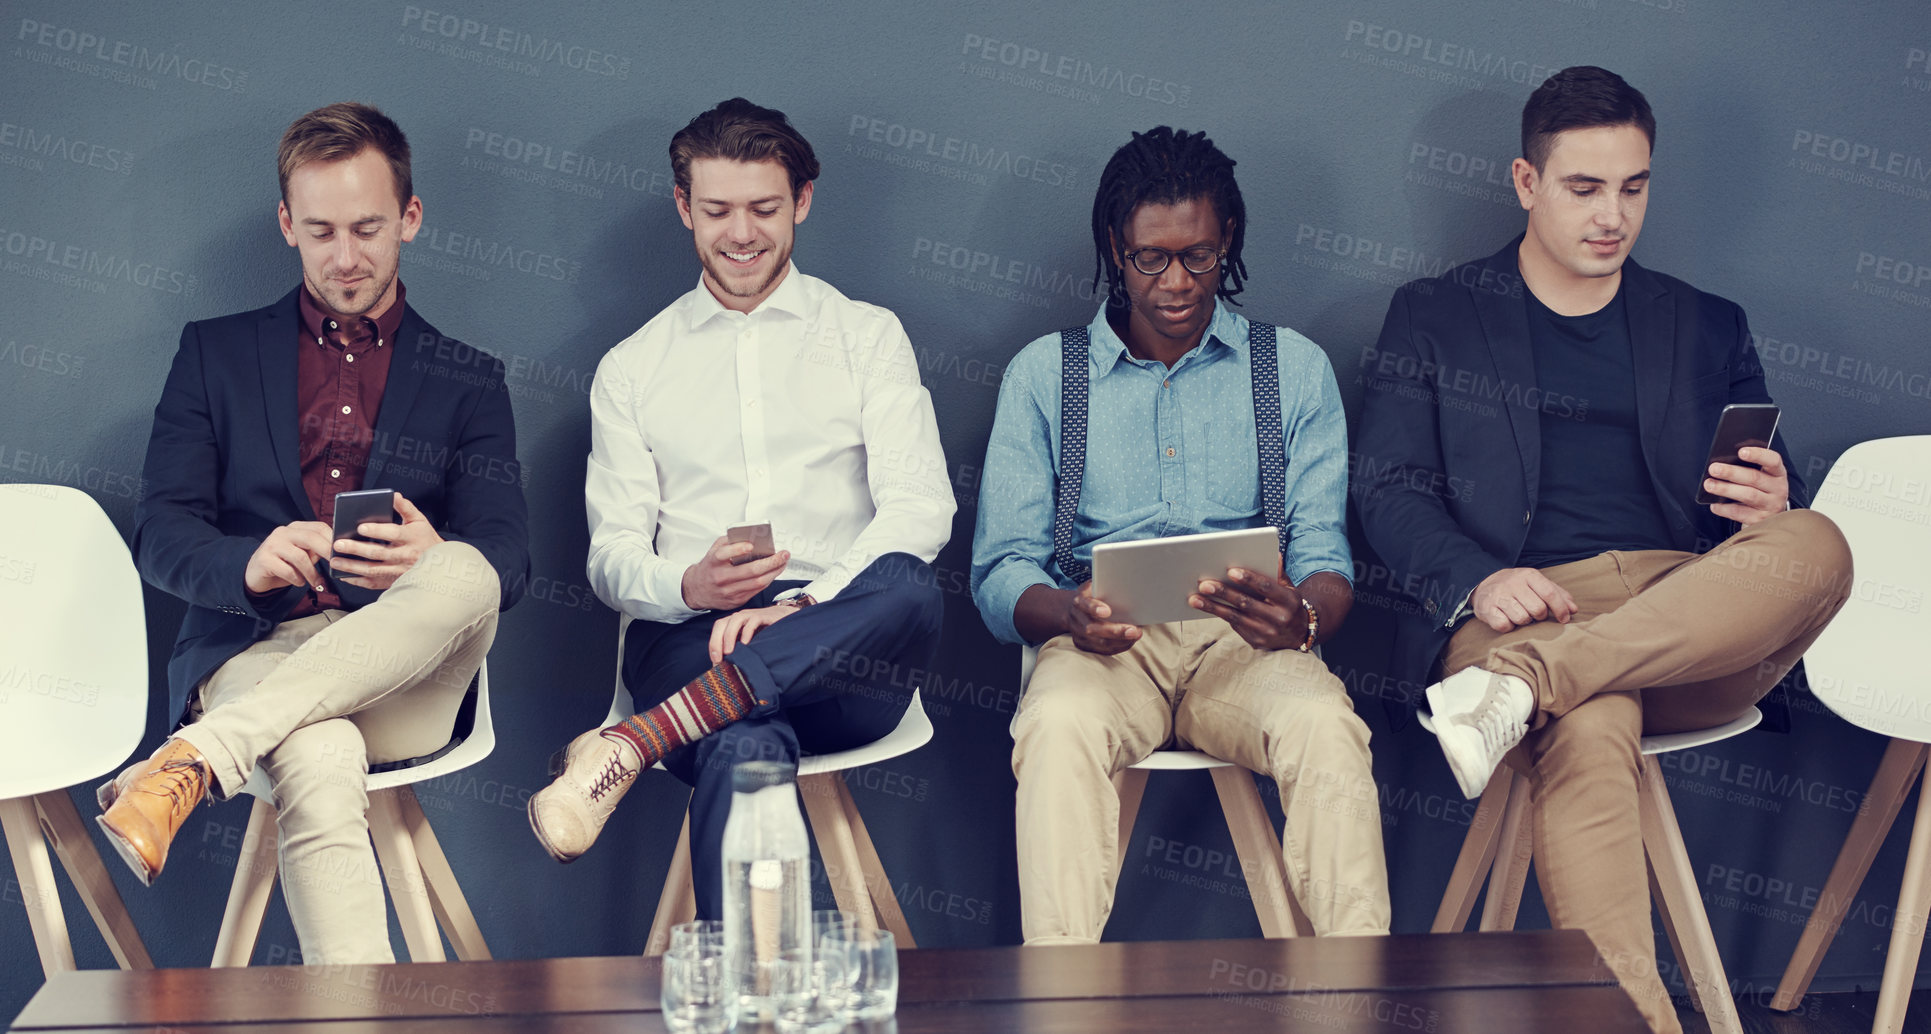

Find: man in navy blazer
[1354,68,1849,1032]
[99,103,528,965]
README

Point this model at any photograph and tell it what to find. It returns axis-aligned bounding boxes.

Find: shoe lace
[588,753,635,802]
[1469,696,1518,757]
[149,758,208,818]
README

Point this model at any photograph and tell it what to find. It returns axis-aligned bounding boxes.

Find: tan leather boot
[95,738,211,886]
[527,729,641,863]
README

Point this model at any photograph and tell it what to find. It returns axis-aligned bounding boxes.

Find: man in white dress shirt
[528,99,954,920]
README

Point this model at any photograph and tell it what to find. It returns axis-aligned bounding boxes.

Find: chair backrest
[605,614,636,728]
[0,486,147,798]
[1804,435,1931,742]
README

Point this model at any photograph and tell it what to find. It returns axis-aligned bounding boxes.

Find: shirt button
[330,469,341,479]
[327,320,338,330]
[341,406,352,415]
[1523,510,1532,525]
[747,398,759,408]
[1166,447,1176,457]
[345,353,355,362]
[1163,380,1170,388]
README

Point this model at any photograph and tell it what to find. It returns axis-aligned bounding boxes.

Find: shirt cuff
[649,559,704,622]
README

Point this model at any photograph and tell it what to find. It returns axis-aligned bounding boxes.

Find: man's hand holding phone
[1704,446,1790,525]
[329,494,443,590]
[682,534,790,611]
[1063,582,1140,655]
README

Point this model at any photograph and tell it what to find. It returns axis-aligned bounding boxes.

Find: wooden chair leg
[1874,766,1931,1033]
[644,807,696,956]
[1638,755,1742,1034]
[32,790,151,969]
[800,772,873,931]
[1112,768,1150,879]
[832,776,915,947]
[1211,767,1304,938]
[388,786,490,961]
[1773,739,1928,1009]
[368,788,444,962]
[1433,771,1516,932]
[1,796,73,976]
[1479,771,1535,932]
[212,797,279,967]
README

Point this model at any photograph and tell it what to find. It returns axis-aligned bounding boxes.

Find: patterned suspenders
[1051,323,1288,584]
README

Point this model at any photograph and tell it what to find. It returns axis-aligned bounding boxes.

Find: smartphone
[726,522,775,565]
[1695,404,1781,505]
[331,488,399,546]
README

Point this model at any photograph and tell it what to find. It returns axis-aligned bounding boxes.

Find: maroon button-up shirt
[290,282,403,612]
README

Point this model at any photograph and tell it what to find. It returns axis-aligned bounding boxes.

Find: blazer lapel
[1621,258,1675,460]
[256,290,314,520]
[1469,239,1541,508]
[364,306,429,486]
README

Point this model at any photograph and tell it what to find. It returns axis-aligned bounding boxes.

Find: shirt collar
[298,281,407,351]
[1084,298,1244,379]
[687,261,808,330]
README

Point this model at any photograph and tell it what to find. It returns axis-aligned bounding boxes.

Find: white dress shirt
[586,264,955,624]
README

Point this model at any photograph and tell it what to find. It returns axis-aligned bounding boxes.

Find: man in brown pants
[1353,67,1851,1033]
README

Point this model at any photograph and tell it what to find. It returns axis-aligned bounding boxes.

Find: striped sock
[602,661,759,766]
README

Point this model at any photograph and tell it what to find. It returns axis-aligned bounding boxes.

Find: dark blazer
[134,287,530,728]
[1352,237,1809,728]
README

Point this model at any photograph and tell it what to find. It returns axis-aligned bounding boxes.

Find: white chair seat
[1416,706,1764,756]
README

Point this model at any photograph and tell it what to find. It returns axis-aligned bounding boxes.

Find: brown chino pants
[1441,509,1853,1034]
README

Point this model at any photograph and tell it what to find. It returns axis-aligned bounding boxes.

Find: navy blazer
[1352,238,1808,728]
[134,287,531,728]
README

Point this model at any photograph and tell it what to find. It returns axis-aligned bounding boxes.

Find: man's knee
[267,721,370,812]
[1534,696,1641,775]
[853,552,944,635]
[409,540,499,625]
[1776,508,1854,593]
[1012,684,1112,774]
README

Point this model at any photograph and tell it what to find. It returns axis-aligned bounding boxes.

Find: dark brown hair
[669,97,820,199]
[1522,66,1655,173]
[277,102,413,211]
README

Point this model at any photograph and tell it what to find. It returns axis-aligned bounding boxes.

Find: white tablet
[1090,527,1282,627]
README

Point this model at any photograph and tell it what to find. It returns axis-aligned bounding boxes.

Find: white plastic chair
[1426,707,1759,1032]
[1766,435,1931,1032]
[0,485,153,976]
[617,616,933,954]
[211,661,496,965]
[1017,643,1315,938]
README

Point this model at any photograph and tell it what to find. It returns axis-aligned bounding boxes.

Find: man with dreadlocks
[971,127,1389,943]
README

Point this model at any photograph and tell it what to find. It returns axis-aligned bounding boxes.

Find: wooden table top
[10,931,1649,1033]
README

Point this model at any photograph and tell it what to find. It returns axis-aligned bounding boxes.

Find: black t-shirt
[1517,281,1678,568]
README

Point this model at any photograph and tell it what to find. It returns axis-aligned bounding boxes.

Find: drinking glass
[772,945,850,1033]
[661,945,736,1034]
[835,929,898,1020]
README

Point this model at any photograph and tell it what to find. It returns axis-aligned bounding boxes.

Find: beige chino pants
[1441,508,1853,1034]
[174,540,499,965]
[1013,618,1391,944]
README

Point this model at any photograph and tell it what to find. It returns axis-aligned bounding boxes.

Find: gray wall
[3,0,1926,1018]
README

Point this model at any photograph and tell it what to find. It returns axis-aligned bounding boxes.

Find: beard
[697,236,793,304]
[306,262,397,319]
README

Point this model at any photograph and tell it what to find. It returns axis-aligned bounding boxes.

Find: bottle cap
[732,760,797,793]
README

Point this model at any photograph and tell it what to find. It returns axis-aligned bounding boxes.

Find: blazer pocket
[1685,368,1730,401]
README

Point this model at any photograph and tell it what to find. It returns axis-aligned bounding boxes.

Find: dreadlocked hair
[1091,126,1248,310]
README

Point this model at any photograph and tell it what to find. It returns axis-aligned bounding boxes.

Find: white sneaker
[1425,666,1533,799]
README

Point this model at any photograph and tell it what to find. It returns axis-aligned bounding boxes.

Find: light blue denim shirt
[971,301,1353,645]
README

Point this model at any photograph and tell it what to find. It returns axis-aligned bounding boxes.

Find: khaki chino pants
[174,541,499,965]
[1441,509,1853,1034]
[1013,618,1391,943]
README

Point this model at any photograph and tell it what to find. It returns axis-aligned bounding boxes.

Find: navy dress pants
[622,552,944,919]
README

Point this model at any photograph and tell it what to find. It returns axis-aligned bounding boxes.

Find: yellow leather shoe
[95,738,211,886]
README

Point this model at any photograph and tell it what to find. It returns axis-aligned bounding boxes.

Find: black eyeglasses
[1122,246,1224,277]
